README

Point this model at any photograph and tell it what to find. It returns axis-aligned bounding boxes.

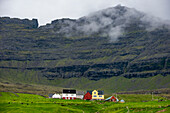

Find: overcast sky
[0,0,170,25]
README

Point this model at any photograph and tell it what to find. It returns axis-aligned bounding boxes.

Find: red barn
[83,92,92,100]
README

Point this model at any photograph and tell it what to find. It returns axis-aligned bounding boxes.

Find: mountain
[0,5,170,93]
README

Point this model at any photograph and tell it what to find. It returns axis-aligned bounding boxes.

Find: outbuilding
[76,91,84,99]
[48,94,54,98]
[119,99,125,103]
[52,93,61,99]
[111,96,117,102]
[105,96,119,102]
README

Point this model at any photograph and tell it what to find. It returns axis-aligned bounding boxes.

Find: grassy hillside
[0,92,169,113]
[0,81,63,95]
[0,70,169,94]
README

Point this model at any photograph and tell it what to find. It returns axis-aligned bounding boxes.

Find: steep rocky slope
[0,5,170,90]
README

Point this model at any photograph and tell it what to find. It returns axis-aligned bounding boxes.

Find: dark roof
[48,94,54,97]
[63,89,76,94]
[98,91,104,95]
[76,91,84,95]
[87,90,92,95]
[87,90,104,95]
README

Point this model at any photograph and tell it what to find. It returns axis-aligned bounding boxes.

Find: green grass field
[0,92,170,113]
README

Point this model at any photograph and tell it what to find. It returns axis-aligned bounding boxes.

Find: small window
[99,95,102,97]
[66,94,68,96]
[93,95,97,97]
[94,92,96,94]
[71,94,74,96]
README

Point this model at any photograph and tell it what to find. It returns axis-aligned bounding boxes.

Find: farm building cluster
[49,89,124,102]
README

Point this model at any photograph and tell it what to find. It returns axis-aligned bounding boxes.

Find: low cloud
[0,0,170,25]
[45,5,169,41]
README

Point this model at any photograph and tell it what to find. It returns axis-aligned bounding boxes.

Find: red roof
[83,92,92,100]
[111,96,117,102]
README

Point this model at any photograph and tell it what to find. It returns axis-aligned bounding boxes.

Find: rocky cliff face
[0,5,170,81]
[0,17,38,29]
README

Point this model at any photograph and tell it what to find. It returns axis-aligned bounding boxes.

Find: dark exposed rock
[0,17,38,29]
[0,5,170,82]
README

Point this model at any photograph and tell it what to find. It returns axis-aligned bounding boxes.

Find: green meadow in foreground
[0,92,170,113]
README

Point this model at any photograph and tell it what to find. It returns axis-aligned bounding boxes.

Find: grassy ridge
[0,70,169,94]
[0,92,169,113]
[0,81,63,95]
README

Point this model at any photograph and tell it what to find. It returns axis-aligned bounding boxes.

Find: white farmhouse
[62,89,76,100]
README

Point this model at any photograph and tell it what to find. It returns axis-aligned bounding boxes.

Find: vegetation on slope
[0,5,170,91]
[0,72,169,94]
[0,92,169,113]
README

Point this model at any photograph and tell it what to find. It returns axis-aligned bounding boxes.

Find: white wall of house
[76,95,84,99]
[52,94,61,99]
[62,93,76,98]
